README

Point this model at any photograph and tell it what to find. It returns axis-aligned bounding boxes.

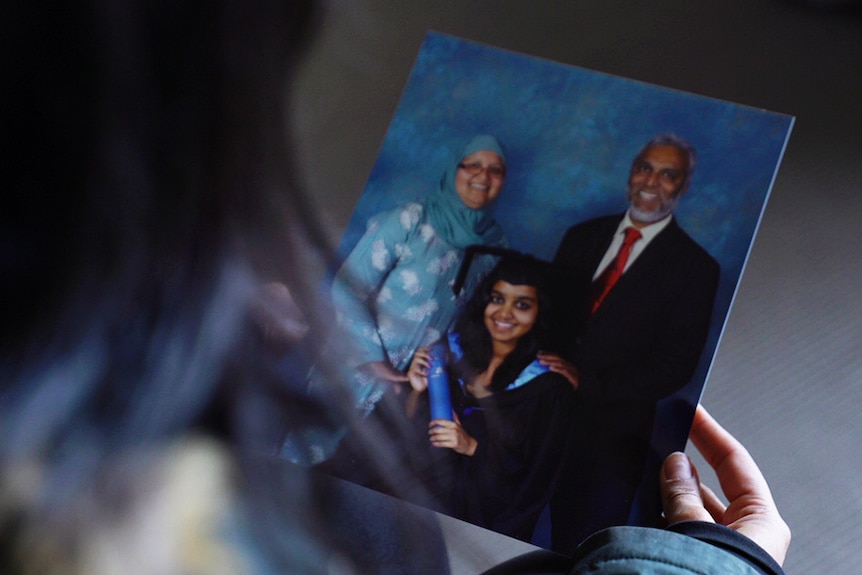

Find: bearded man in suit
[545,134,720,554]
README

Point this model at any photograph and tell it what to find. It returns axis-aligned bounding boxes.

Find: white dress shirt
[592,211,673,280]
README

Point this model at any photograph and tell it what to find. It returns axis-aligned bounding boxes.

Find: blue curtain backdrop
[342,33,791,327]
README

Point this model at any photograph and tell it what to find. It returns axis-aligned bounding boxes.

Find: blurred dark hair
[4,0,322,345]
[453,254,553,393]
[2,0,329,446]
[0,1,430,573]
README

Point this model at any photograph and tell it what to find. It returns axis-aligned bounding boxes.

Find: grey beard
[629,195,679,225]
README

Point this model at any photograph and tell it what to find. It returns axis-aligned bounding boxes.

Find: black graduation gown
[449,369,578,542]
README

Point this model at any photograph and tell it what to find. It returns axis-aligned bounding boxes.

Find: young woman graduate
[408,254,578,542]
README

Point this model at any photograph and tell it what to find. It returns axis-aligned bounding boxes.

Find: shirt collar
[620,210,673,244]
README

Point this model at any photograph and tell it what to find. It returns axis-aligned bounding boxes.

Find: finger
[376,368,409,383]
[698,480,727,522]
[691,406,791,566]
[544,363,577,387]
[660,452,714,525]
[429,419,454,432]
[689,406,774,505]
[428,428,452,441]
[428,430,454,446]
[407,360,428,377]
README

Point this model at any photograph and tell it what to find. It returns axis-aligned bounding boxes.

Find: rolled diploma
[427,342,452,421]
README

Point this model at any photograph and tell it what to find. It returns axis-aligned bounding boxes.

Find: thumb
[660,452,714,525]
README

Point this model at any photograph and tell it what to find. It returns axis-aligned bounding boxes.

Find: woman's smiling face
[455,150,505,209]
[483,280,539,347]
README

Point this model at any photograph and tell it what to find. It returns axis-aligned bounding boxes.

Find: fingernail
[665,452,693,480]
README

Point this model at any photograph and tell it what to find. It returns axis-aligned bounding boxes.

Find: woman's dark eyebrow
[490,286,537,303]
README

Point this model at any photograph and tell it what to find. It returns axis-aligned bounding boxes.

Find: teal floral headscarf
[425,134,507,248]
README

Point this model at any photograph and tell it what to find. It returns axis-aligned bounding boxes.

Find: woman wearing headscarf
[283,134,509,466]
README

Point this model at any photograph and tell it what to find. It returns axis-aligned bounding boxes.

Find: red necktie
[591,227,642,313]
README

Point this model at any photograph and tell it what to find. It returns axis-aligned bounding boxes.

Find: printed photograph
[282,31,795,554]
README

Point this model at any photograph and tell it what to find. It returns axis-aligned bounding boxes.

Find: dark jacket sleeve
[568,524,786,575]
[668,521,787,575]
[480,523,786,575]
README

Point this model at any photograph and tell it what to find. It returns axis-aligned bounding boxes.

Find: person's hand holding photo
[660,405,791,567]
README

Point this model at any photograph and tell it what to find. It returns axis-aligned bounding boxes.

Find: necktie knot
[622,226,642,248]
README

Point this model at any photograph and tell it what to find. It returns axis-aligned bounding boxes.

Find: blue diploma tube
[427,343,452,422]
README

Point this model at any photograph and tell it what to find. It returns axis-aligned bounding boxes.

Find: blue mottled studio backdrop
[338,31,793,522]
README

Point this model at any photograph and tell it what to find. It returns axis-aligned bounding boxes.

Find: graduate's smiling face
[455,150,505,209]
[627,144,688,226]
[483,280,539,347]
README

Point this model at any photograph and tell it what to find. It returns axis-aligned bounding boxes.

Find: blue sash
[446,332,549,392]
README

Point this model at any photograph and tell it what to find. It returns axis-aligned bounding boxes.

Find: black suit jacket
[553,214,719,414]
[549,213,720,550]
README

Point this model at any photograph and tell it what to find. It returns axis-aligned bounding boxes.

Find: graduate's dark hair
[453,254,553,393]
